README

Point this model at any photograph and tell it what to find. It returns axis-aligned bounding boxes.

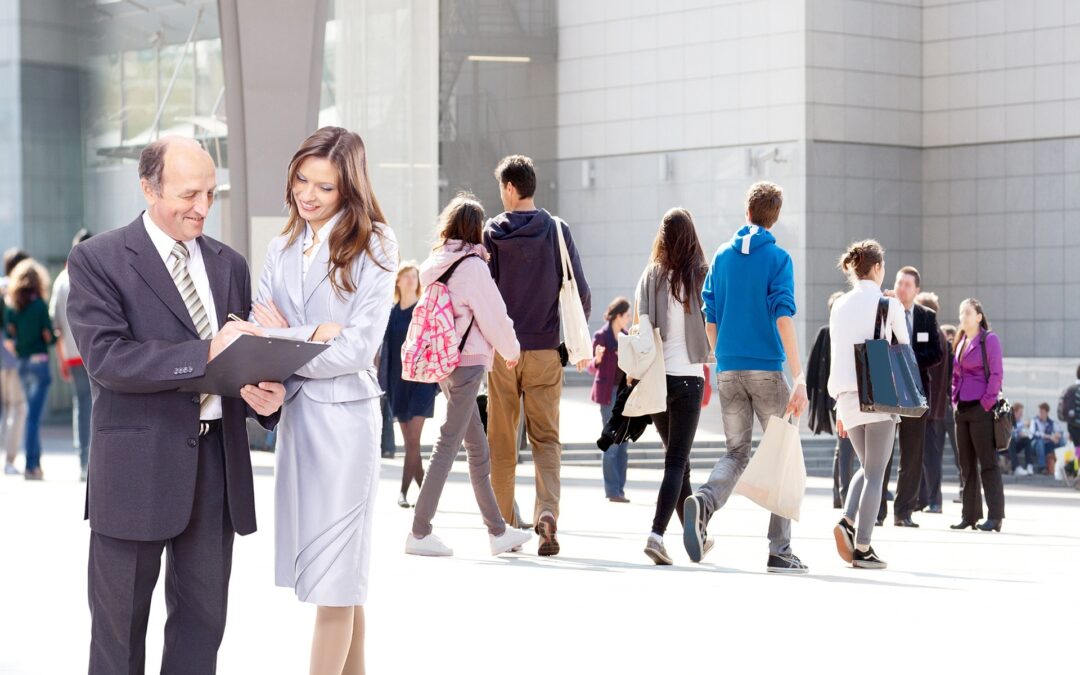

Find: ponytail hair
[838,239,884,282]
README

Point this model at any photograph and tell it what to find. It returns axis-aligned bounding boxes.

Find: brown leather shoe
[608,496,630,503]
[536,512,560,557]
[24,467,43,481]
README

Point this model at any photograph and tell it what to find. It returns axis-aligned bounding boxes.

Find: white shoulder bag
[623,326,667,418]
[617,313,657,380]
[554,219,592,365]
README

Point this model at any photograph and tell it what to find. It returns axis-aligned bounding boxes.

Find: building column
[218,0,329,267]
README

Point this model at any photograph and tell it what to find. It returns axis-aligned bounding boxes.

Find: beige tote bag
[733,413,806,521]
[623,327,667,418]
[554,219,592,365]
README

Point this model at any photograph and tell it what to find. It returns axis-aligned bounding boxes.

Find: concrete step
[484,437,963,480]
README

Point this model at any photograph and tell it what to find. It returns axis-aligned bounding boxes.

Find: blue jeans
[18,357,51,472]
[1032,437,1057,471]
[600,389,628,498]
[71,364,92,471]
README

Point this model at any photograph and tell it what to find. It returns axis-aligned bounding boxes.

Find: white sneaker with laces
[1015,466,1028,477]
[490,527,532,555]
[1026,463,1035,475]
[405,532,453,557]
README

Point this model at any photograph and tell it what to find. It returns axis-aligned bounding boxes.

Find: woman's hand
[837,418,847,439]
[594,344,606,364]
[252,299,289,329]
[311,322,343,343]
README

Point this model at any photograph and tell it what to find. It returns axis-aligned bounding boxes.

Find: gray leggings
[843,419,897,546]
[412,365,507,538]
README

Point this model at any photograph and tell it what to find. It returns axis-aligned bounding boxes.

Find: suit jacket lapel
[124,220,199,337]
[281,237,304,318]
[303,239,332,305]
[198,237,231,329]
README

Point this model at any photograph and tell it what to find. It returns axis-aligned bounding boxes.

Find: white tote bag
[554,219,592,365]
[617,313,657,380]
[733,413,806,521]
[623,328,667,418]
[557,220,591,365]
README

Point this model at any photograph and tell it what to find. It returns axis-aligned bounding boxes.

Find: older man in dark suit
[67,137,285,674]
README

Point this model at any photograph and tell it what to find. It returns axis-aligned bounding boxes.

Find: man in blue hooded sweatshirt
[683,181,810,574]
[484,155,591,557]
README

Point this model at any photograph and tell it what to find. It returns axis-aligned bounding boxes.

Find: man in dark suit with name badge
[880,265,943,527]
[67,137,285,674]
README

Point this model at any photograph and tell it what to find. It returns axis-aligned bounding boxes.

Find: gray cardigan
[635,263,714,366]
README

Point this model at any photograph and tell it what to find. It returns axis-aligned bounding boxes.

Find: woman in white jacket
[828,240,909,569]
[252,127,397,675]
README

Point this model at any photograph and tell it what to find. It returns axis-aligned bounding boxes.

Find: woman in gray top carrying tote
[636,208,714,566]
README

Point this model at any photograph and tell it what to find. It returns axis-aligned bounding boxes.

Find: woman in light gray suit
[252,127,397,675]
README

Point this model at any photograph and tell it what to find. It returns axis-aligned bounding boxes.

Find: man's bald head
[139,136,213,196]
[139,136,218,241]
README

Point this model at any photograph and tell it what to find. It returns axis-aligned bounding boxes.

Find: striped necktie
[169,241,213,415]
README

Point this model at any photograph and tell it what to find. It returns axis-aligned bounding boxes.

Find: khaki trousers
[487,349,563,524]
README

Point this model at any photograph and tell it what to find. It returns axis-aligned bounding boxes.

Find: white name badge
[917,332,929,342]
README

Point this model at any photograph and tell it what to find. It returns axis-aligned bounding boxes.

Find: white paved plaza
[1,437,1077,674]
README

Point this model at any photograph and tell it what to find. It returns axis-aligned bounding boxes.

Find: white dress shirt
[143,211,222,421]
[302,212,341,278]
[827,279,910,429]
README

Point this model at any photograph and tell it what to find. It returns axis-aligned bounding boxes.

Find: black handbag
[977,333,1013,451]
[854,297,929,417]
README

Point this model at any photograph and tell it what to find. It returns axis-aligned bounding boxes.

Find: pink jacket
[418,241,520,371]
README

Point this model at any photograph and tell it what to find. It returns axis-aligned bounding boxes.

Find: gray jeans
[697,370,792,556]
[412,365,507,538]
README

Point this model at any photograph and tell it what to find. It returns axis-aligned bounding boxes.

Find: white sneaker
[1026,464,1035,475]
[405,532,453,557]
[1014,466,1028,476]
[4,463,19,475]
[490,527,532,555]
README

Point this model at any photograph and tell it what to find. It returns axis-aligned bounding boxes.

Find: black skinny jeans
[956,401,1006,521]
[650,375,704,536]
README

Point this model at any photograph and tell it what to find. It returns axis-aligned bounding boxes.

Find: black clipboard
[179,334,330,397]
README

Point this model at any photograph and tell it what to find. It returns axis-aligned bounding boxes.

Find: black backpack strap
[436,253,479,285]
[434,254,479,352]
[874,297,889,341]
[978,330,990,383]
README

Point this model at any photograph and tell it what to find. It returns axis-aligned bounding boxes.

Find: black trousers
[88,429,234,675]
[890,415,927,520]
[650,376,703,536]
[832,436,855,507]
[919,418,945,509]
[956,402,1006,521]
[946,407,963,490]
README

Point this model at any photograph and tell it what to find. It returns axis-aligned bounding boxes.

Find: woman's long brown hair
[650,208,707,312]
[282,126,391,296]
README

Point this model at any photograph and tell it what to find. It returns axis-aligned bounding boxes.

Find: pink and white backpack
[400,255,477,383]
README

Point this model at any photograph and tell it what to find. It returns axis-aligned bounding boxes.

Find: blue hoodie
[701,224,796,372]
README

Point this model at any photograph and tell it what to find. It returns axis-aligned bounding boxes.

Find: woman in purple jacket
[949,298,1006,532]
[588,297,632,502]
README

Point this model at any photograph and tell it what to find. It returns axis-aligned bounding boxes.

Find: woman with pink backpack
[404,193,533,557]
